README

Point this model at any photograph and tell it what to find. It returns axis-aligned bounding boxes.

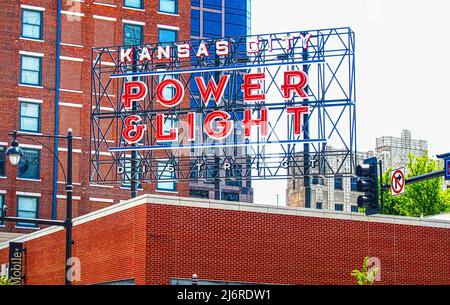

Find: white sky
[251,0,450,205]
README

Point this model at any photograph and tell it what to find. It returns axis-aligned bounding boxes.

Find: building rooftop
[2,194,450,250]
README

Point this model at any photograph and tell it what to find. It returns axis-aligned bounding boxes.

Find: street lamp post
[1,129,73,285]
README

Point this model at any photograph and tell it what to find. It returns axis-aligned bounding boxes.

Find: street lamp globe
[6,139,24,166]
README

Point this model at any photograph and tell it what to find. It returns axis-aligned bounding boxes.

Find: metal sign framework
[90,27,357,184]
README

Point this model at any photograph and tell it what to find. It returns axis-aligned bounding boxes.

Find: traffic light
[356,157,379,216]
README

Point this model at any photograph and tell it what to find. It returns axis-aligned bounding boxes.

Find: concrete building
[286,147,371,213]
[286,130,428,212]
[376,129,428,173]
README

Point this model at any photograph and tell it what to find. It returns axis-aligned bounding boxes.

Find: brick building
[0,0,195,234]
[1,194,450,285]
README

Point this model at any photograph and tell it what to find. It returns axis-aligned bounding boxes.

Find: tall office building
[0,0,192,233]
[189,0,254,203]
[376,129,428,173]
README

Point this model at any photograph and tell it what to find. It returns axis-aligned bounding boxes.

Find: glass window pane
[22,56,40,71]
[0,195,4,224]
[21,71,39,85]
[18,149,40,179]
[124,0,143,9]
[0,147,5,177]
[17,196,38,227]
[21,102,39,117]
[22,25,40,39]
[123,24,143,46]
[20,117,39,132]
[160,0,177,14]
[158,29,177,44]
[159,74,175,100]
[21,56,41,86]
[23,10,41,26]
[157,162,176,190]
[22,10,42,39]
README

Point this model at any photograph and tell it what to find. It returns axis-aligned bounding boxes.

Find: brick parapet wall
[1,195,449,285]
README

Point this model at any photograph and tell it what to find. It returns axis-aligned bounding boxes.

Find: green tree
[381,152,450,217]
[0,275,12,285]
[351,257,379,285]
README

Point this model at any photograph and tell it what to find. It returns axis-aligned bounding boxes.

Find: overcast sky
[250,0,450,205]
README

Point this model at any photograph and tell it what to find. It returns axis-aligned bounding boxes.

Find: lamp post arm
[15,135,67,182]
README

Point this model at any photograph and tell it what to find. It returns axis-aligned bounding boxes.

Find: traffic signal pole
[381,170,445,191]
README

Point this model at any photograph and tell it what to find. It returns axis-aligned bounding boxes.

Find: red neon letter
[287,106,309,135]
[187,112,196,141]
[195,75,230,106]
[122,81,148,110]
[241,73,265,101]
[281,71,308,99]
[122,115,146,144]
[156,114,177,142]
[242,108,268,138]
[204,111,233,140]
[156,78,184,107]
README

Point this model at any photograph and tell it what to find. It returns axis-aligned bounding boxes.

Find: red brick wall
[0,0,191,234]
[1,201,449,285]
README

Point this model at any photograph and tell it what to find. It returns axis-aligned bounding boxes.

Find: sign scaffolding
[90,27,357,184]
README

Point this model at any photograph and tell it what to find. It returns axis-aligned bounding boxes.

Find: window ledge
[0,176,7,179]
[20,37,44,43]
[93,1,116,7]
[155,189,178,194]
[19,84,43,89]
[123,6,145,12]
[16,178,42,182]
[15,226,40,230]
[157,11,179,17]
[119,187,144,191]
[17,131,42,136]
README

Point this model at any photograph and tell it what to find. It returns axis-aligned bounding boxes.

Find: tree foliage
[351,257,379,285]
[381,152,450,217]
[0,275,11,285]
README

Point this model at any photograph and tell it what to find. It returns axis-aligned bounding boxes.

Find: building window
[19,102,41,133]
[0,147,5,177]
[20,55,42,86]
[221,191,239,202]
[120,158,142,189]
[0,194,4,226]
[158,28,178,45]
[190,189,209,199]
[157,161,176,191]
[316,202,322,209]
[351,205,359,213]
[18,149,40,180]
[334,175,343,190]
[312,176,324,185]
[225,166,242,187]
[159,74,177,100]
[124,0,143,9]
[123,24,143,46]
[351,176,358,191]
[17,196,39,228]
[335,203,344,212]
[21,9,43,40]
[159,0,178,14]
